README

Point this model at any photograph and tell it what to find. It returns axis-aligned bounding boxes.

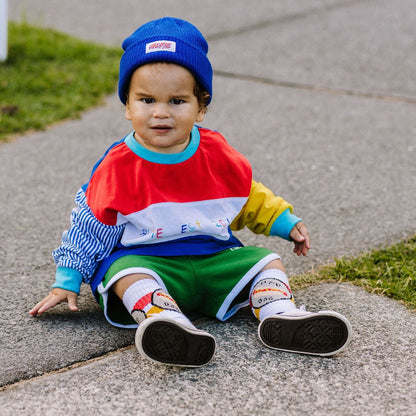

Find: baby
[31,17,351,367]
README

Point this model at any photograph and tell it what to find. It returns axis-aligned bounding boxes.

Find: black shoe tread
[141,321,215,366]
[260,314,349,355]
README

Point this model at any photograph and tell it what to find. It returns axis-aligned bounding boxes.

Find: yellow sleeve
[230,180,293,236]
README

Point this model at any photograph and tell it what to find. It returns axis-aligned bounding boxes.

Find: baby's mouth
[151,125,172,132]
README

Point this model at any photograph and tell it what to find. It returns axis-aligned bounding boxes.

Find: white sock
[250,269,297,321]
[122,278,192,326]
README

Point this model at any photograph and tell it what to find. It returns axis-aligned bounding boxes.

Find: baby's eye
[171,98,185,105]
[141,97,155,104]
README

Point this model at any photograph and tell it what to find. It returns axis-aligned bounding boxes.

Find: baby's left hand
[290,222,311,256]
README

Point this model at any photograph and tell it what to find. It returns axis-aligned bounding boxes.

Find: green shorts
[96,246,279,328]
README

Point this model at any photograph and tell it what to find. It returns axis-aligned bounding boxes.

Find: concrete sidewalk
[2,0,416,415]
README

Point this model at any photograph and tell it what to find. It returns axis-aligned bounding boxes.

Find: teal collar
[124,125,200,164]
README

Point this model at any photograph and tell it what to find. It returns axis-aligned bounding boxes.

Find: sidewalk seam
[0,345,135,392]
[214,69,416,105]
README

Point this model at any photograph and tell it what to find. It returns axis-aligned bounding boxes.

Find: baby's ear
[125,103,132,121]
[196,109,205,123]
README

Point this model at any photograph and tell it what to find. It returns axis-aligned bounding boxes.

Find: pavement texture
[1,1,416,415]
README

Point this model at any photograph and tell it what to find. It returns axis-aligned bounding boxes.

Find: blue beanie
[118,17,212,105]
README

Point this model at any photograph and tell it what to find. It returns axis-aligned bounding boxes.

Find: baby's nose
[153,103,169,118]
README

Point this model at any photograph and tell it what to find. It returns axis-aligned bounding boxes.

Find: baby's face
[125,63,205,154]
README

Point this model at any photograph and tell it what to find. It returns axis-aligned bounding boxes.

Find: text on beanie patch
[146,40,176,53]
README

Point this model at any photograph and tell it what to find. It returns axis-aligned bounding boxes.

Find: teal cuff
[52,267,83,294]
[270,209,302,241]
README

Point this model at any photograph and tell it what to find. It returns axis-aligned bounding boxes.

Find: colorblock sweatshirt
[52,126,301,294]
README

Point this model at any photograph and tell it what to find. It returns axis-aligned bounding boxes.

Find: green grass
[0,22,121,141]
[291,235,416,310]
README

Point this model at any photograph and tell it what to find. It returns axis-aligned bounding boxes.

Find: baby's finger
[29,293,62,316]
[67,293,79,312]
[29,302,43,316]
[29,298,50,316]
[290,225,305,243]
[35,297,57,315]
[296,223,311,249]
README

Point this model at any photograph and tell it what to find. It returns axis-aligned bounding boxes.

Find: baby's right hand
[29,288,79,316]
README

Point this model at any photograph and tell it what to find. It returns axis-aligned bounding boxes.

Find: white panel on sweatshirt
[117,197,247,246]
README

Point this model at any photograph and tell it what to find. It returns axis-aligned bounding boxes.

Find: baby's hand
[290,222,311,256]
[29,288,79,316]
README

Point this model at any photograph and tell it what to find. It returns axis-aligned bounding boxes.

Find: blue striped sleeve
[52,188,125,285]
